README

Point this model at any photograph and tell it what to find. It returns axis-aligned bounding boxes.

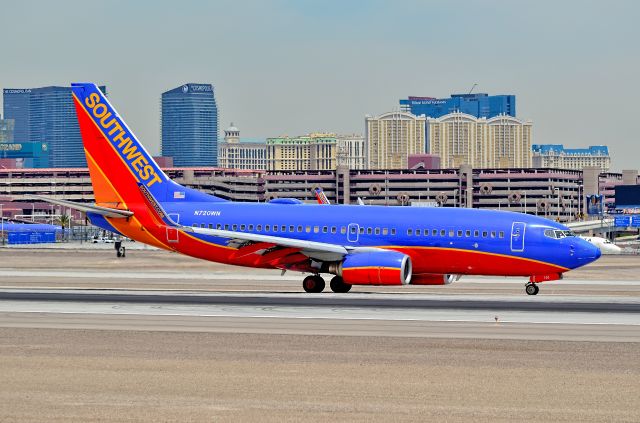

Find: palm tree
[56,214,71,240]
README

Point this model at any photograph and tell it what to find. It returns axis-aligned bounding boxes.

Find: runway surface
[1,288,638,342]
[2,248,640,422]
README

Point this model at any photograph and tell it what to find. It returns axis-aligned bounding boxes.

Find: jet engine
[410,274,456,285]
[327,251,412,285]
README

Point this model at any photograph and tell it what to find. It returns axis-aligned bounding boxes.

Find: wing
[183,225,349,262]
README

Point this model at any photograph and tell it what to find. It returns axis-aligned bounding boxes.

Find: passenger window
[265,225,270,231]
[359,227,364,234]
[491,231,496,238]
[314,226,320,233]
[331,227,337,234]
[322,226,328,233]
[248,225,254,231]
[391,228,396,235]
[367,227,372,235]
[256,224,262,231]
[424,229,429,236]
[433,229,438,236]
[289,225,295,232]
[281,225,286,232]
[216,224,222,230]
[240,224,246,231]
[340,227,347,234]
[374,228,380,235]
[474,230,479,237]
[499,231,504,238]
[350,226,357,234]
[449,230,454,237]
[273,225,278,232]
[482,231,488,237]
[306,226,311,233]
[416,229,421,236]
[440,229,446,236]
[297,225,303,232]
[382,228,388,235]
[224,224,229,230]
[457,230,463,237]
[192,223,198,228]
[465,230,471,237]
[232,224,238,231]
[208,224,213,229]
[407,229,413,236]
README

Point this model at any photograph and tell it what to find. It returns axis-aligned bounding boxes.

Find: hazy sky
[1,0,638,170]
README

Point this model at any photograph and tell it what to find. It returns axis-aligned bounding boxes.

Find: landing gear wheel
[525,283,539,296]
[303,275,325,293]
[330,276,352,293]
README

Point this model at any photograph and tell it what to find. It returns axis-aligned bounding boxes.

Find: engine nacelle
[411,274,456,285]
[329,251,412,285]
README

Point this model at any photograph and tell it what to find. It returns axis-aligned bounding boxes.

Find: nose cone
[573,239,601,268]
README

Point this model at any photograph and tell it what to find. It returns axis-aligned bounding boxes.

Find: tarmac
[0,247,639,421]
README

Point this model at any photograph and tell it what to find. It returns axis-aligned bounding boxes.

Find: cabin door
[166,213,180,243]
[347,223,359,243]
[510,222,525,252]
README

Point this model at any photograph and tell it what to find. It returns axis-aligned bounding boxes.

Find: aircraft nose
[574,239,601,266]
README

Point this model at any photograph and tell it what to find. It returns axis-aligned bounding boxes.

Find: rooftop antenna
[468,83,478,94]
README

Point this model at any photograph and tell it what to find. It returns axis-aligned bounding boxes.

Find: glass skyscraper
[3,85,106,168]
[3,88,31,142]
[400,93,516,119]
[161,83,218,167]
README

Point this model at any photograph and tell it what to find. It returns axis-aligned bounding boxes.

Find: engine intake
[328,251,412,285]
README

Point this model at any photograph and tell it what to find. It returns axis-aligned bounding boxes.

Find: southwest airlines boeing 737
[36,83,601,296]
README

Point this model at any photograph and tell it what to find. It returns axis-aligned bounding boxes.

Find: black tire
[330,276,352,293]
[303,275,325,293]
[525,283,538,296]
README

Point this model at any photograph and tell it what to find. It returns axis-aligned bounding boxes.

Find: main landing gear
[525,282,539,296]
[303,275,325,293]
[329,276,352,293]
[302,275,353,293]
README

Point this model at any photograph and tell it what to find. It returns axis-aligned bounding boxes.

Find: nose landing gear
[525,282,539,296]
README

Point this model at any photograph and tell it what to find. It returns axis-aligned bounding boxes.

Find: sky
[1,0,639,170]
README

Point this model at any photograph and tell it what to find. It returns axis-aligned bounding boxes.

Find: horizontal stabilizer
[31,195,134,218]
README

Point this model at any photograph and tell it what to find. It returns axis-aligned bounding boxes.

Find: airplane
[36,83,601,296]
[579,235,622,255]
[313,188,330,205]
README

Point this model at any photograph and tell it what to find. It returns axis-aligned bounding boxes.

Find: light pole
[1,203,4,246]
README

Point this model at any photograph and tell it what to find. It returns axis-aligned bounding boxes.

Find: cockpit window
[544,229,576,239]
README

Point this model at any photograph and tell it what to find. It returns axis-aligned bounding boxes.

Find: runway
[1,289,638,342]
[2,249,640,422]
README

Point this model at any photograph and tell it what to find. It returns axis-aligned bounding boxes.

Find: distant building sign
[3,89,31,94]
[586,194,604,216]
[632,216,640,228]
[0,143,22,151]
[614,216,631,227]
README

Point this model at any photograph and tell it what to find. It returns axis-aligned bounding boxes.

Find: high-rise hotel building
[365,111,426,169]
[3,86,106,167]
[161,83,219,167]
[427,112,533,168]
[266,134,365,171]
[532,144,611,172]
[218,123,267,170]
